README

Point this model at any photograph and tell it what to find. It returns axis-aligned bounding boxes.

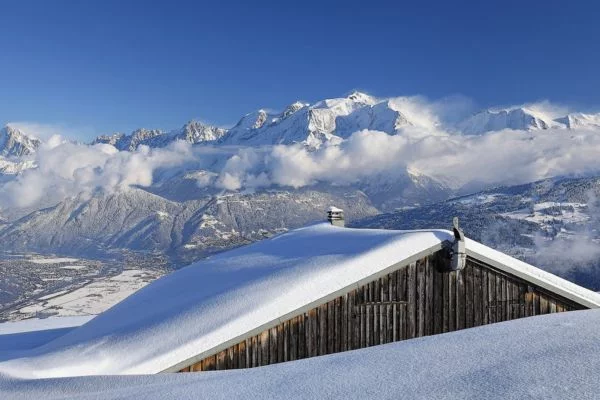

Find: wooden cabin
[177,255,586,373]
[9,211,599,378]
[169,216,600,373]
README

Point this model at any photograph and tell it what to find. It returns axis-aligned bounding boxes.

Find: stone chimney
[327,206,345,227]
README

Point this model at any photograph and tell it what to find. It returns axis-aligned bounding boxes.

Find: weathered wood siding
[179,252,584,372]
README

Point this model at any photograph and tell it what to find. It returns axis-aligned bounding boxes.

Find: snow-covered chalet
[2,208,599,379]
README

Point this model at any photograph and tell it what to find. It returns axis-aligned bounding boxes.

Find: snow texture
[1,309,600,399]
[0,317,92,357]
[1,223,599,380]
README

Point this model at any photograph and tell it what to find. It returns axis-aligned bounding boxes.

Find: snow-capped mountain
[457,107,559,134]
[4,90,600,270]
[219,92,437,148]
[92,121,226,151]
[175,120,227,143]
[555,112,600,129]
[0,157,35,175]
[0,125,41,157]
[457,107,600,134]
[86,95,600,150]
[87,91,445,151]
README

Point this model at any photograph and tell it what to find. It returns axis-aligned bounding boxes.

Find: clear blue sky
[1,0,599,139]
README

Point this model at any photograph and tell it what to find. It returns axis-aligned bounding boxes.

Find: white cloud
[206,126,600,193]
[4,97,600,212]
[0,139,194,209]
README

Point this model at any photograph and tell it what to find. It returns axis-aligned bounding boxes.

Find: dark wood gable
[179,250,585,372]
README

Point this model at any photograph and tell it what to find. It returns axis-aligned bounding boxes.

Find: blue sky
[1,0,599,140]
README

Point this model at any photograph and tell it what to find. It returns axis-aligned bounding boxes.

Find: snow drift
[1,310,600,399]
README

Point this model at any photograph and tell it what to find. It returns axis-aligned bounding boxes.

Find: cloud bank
[0,138,194,209]
[205,127,600,193]
[3,97,600,211]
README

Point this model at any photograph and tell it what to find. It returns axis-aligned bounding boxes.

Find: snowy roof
[1,223,599,379]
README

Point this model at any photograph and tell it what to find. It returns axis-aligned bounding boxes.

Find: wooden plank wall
[179,253,584,372]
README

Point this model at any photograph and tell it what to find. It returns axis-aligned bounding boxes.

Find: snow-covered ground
[11,269,162,319]
[0,252,169,323]
[27,258,79,265]
[0,316,92,354]
[0,310,599,399]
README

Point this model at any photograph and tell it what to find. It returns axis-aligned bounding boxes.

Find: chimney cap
[327,206,345,227]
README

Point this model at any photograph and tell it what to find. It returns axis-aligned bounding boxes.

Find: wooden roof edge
[465,239,600,309]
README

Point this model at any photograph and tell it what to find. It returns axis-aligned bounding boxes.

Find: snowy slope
[555,112,600,129]
[457,107,560,134]
[1,310,600,399]
[0,157,34,175]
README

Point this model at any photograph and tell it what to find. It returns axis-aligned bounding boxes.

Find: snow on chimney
[327,206,345,227]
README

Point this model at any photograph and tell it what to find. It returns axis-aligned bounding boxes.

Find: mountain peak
[233,110,270,131]
[92,133,125,147]
[457,107,556,135]
[282,101,308,118]
[176,120,227,143]
[347,91,376,105]
[0,124,41,157]
[555,112,600,129]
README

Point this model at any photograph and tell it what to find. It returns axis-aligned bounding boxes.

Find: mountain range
[3,93,600,158]
[1,91,600,276]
